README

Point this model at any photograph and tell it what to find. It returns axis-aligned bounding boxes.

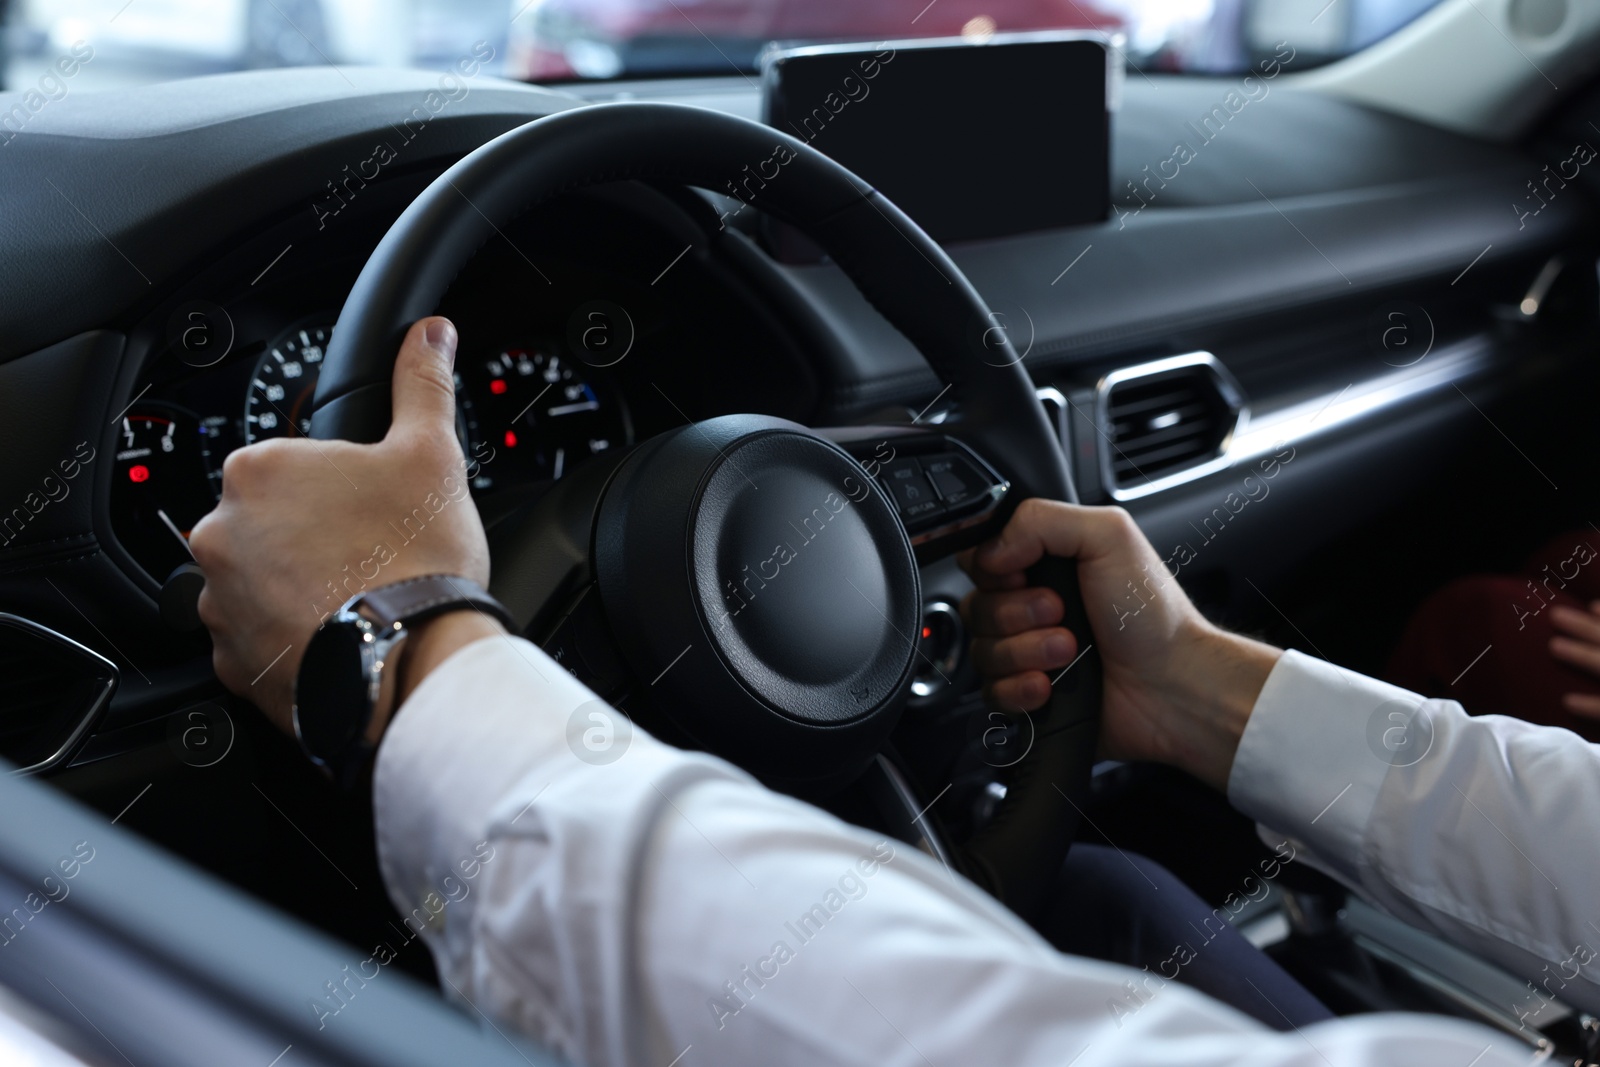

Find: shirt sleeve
[375,634,1532,1067]
[1229,648,1600,1021]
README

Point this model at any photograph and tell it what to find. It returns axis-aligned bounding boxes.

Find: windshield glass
[0,0,1446,90]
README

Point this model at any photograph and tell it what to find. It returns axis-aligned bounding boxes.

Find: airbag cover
[594,415,918,782]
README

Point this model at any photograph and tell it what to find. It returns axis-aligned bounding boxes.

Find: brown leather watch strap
[353,574,517,633]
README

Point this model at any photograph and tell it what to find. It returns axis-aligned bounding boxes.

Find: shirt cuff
[1226,648,1424,885]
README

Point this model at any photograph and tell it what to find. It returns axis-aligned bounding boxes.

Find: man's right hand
[958,499,1283,792]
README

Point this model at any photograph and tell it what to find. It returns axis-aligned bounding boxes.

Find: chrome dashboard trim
[1095,352,1248,502]
[1226,335,1493,467]
[1081,337,1496,503]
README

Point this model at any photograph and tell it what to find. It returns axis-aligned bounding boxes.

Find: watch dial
[294,620,374,764]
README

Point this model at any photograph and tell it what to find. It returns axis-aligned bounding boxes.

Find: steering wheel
[309,102,1102,924]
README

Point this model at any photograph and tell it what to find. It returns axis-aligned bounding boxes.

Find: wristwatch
[292,574,516,787]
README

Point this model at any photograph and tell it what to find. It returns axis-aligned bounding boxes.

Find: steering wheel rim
[309,101,1101,923]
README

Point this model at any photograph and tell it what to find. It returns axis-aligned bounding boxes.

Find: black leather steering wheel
[309,101,1101,924]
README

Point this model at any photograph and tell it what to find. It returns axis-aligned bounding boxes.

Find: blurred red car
[508,0,1122,81]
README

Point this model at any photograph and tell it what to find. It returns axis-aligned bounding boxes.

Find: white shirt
[373,639,1595,1067]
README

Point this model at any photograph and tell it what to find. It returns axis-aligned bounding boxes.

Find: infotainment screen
[761,34,1114,245]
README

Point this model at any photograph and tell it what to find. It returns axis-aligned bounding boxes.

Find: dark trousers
[1042,844,1333,1031]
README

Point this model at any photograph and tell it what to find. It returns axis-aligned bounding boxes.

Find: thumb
[387,316,458,441]
[973,499,1126,577]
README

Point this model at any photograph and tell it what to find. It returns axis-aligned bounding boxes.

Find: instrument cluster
[110,317,632,582]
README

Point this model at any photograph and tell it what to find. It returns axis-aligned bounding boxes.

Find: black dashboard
[103,178,820,586]
[3,63,1600,790]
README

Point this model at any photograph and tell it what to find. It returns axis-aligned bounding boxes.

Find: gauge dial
[245,325,328,443]
[110,407,216,579]
[244,322,480,466]
[475,345,629,483]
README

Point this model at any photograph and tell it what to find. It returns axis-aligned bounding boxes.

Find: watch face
[293,617,374,765]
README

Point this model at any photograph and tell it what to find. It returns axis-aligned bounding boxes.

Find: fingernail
[1045,632,1072,663]
[424,318,457,361]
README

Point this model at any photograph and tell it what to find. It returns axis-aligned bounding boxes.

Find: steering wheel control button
[879,459,942,522]
[596,415,919,788]
[837,435,1010,554]
[922,453,988,513]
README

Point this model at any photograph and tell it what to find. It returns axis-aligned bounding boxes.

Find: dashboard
[101,179,818,586]
[1,65,1598,783]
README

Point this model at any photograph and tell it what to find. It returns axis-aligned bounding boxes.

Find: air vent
[1098,353,1246,500]
[0,614,117,774]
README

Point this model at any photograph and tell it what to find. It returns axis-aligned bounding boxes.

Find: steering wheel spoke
[817,425,1011,564]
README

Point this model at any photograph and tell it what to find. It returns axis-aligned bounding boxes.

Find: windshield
[0,0,1445,90]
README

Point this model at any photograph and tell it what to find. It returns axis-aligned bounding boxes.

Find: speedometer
[245,325,328,443]
[243,321,481,457]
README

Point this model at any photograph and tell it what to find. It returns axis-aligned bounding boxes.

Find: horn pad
[595,415,920,785]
